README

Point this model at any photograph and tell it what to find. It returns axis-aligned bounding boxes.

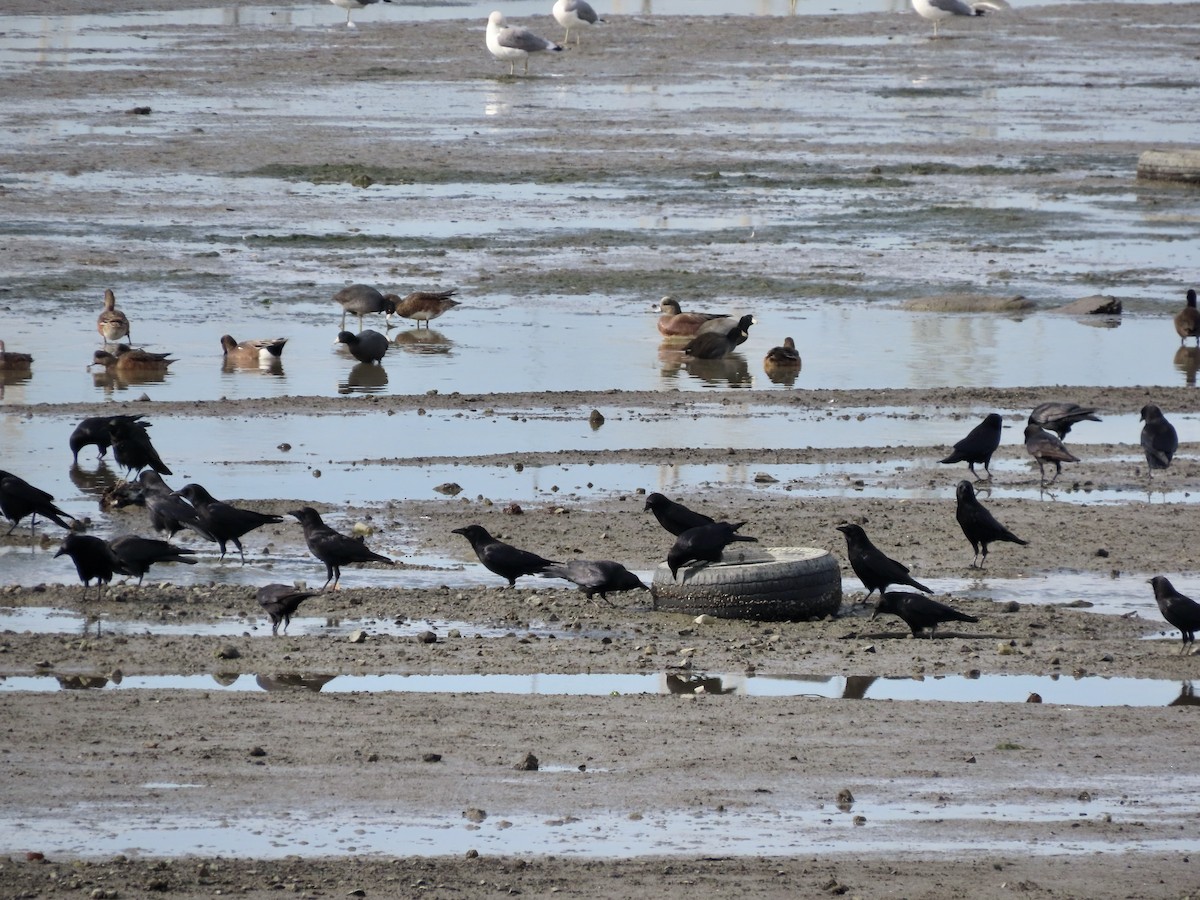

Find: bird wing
[498,25,554,52]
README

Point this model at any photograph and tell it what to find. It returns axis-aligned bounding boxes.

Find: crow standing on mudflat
[644,492,715,537]
[542,560,650,603]
[290,506,393,590]
[54,533,117,600]
[872,591,979,639]
[69,414,147,464]
[954,480,1028,568]
[108,534,197,586]
[939,413,1003,480]
[1148,576,1200,654]
[1140,403,1178,477]
[1023,423,1079,485]
[257,583,321,634]
[836,523,931,599]
[138,471,213,541]
[666,521,758,580]
[452,524,560,587]
[0,469,75,535]
[1028,402,1100,439]
[175,483,283,563]
[109,415,172,476]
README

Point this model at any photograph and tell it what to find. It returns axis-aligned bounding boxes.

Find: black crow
[1140,403,1178,476]
[872,591,979,639]
[1028,402,1100,439]
[336,329,389,365]
[683,316,754,360]
[108,415,171,476]
[451,524,560,587]
[666,521,758,580]
[542,560,650,603]
[175,483,283,563]
[643,492,715,537]
[1175,289,1200,347]
[289,506,393,590]
[54,533,116,600]
[257,583,320,635]
[0,470,75,535]
[1023,423,1079,485]
[1148,576,1200,654]
[836,522,931,599]
[939,413,1003,480]
[954,480,1028,568]
[68,414,147,464]
[138,471,214,541]
[108,534,197,586]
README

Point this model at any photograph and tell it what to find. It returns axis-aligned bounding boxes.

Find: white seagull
[486,10,562,76]
[329,0,391,29]
[911,0,1003,36]
[552,0,602,46]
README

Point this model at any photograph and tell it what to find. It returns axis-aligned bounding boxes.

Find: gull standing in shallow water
[486,11,562,76]
[911,0,995,36]
[329,0,391,28]
[552,0,602,46]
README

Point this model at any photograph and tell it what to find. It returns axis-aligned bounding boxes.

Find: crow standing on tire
[666,521,758,580]
[644,492,714,537]
[954,480,1027,568]
[939,413,1003,480]
[872,591,979,639]
[451,524,560,587]
[835,523,931,600]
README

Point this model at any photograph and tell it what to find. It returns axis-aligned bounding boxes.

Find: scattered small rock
[249,747,266,757]
[463,808,487,823]
[416,630,437,644]
[515,752,539,771]
[1027,692,1043,703]
[215,645,240,660]
[347,630,367,644]
[422,753,442,763]
[434,482,463,496]
[588,409,605,429]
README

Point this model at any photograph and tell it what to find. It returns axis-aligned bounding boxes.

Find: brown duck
[656,296,730,338]
[384,289,459,329]
[1175,289,1200,347]
[96,289,131,344]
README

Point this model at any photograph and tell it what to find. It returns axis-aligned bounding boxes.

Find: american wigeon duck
[1175,289,1200,346]
[0,340,32,372]
[334,284,394,331]
[91,348,174,372]
[96,288,131,344]
[656,296,730,338]
[336,329,388,365]
[552,0,602,45]
[763,337,801,370]
[383,289,460,328]
[220,334,288,363]
[486,11,562,76]
[683,315,754,360]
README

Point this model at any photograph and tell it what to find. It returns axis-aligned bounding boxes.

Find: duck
[1175,289,1200,347]
[335,330,388,365]
[0,340,33,372]
[657,296,730,338]
[220,334,288,363]
[763,337,801,370]
[384,289,460,329]
[334,284,394,331]
[91,348,174,372]
[96,288,131,344]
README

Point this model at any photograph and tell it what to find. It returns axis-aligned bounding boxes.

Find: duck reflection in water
[255,673,337,693]
[393,328,453,355]
[1173,346,1200,386]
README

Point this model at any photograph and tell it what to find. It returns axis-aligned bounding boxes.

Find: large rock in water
[1052,295,1122,316]
[901,294,1034,313]
[1137,149,1200,185]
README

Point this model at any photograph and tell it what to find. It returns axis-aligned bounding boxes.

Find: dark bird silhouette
[138,471,213,541]
[334,284,394,331]
[666,521,758,580]
[257,583,320,634]
[289,506,393,590]
[836,523,931,599]
[1140,403,1178,476]
[0,340,33,372]
[451,524,560,587]
[96,288,130,344]
[108,534,197,586]
[763,337,801,370]
[683,316,754,360]
[643,492,715,537]
[939,413,1003,480]
[1028,402,1100,439]
[872,591,979,638]
[656,296,729,338]
[1175,289,1200,347]
[0,469,75,535]
[69,414,147,464]
[175,483,283,563]
[955,480,1028,567]
[336,329,389,365]
[384,289,459,329]
[54,533,116,600]
[108,415,172,476]
[1023,422,1079,485]
[542,559,650,603]
[1148,576,1200,654]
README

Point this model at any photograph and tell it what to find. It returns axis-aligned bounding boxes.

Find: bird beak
[869,605,881,620]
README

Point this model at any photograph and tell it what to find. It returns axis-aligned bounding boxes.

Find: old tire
[651,546,842,621]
